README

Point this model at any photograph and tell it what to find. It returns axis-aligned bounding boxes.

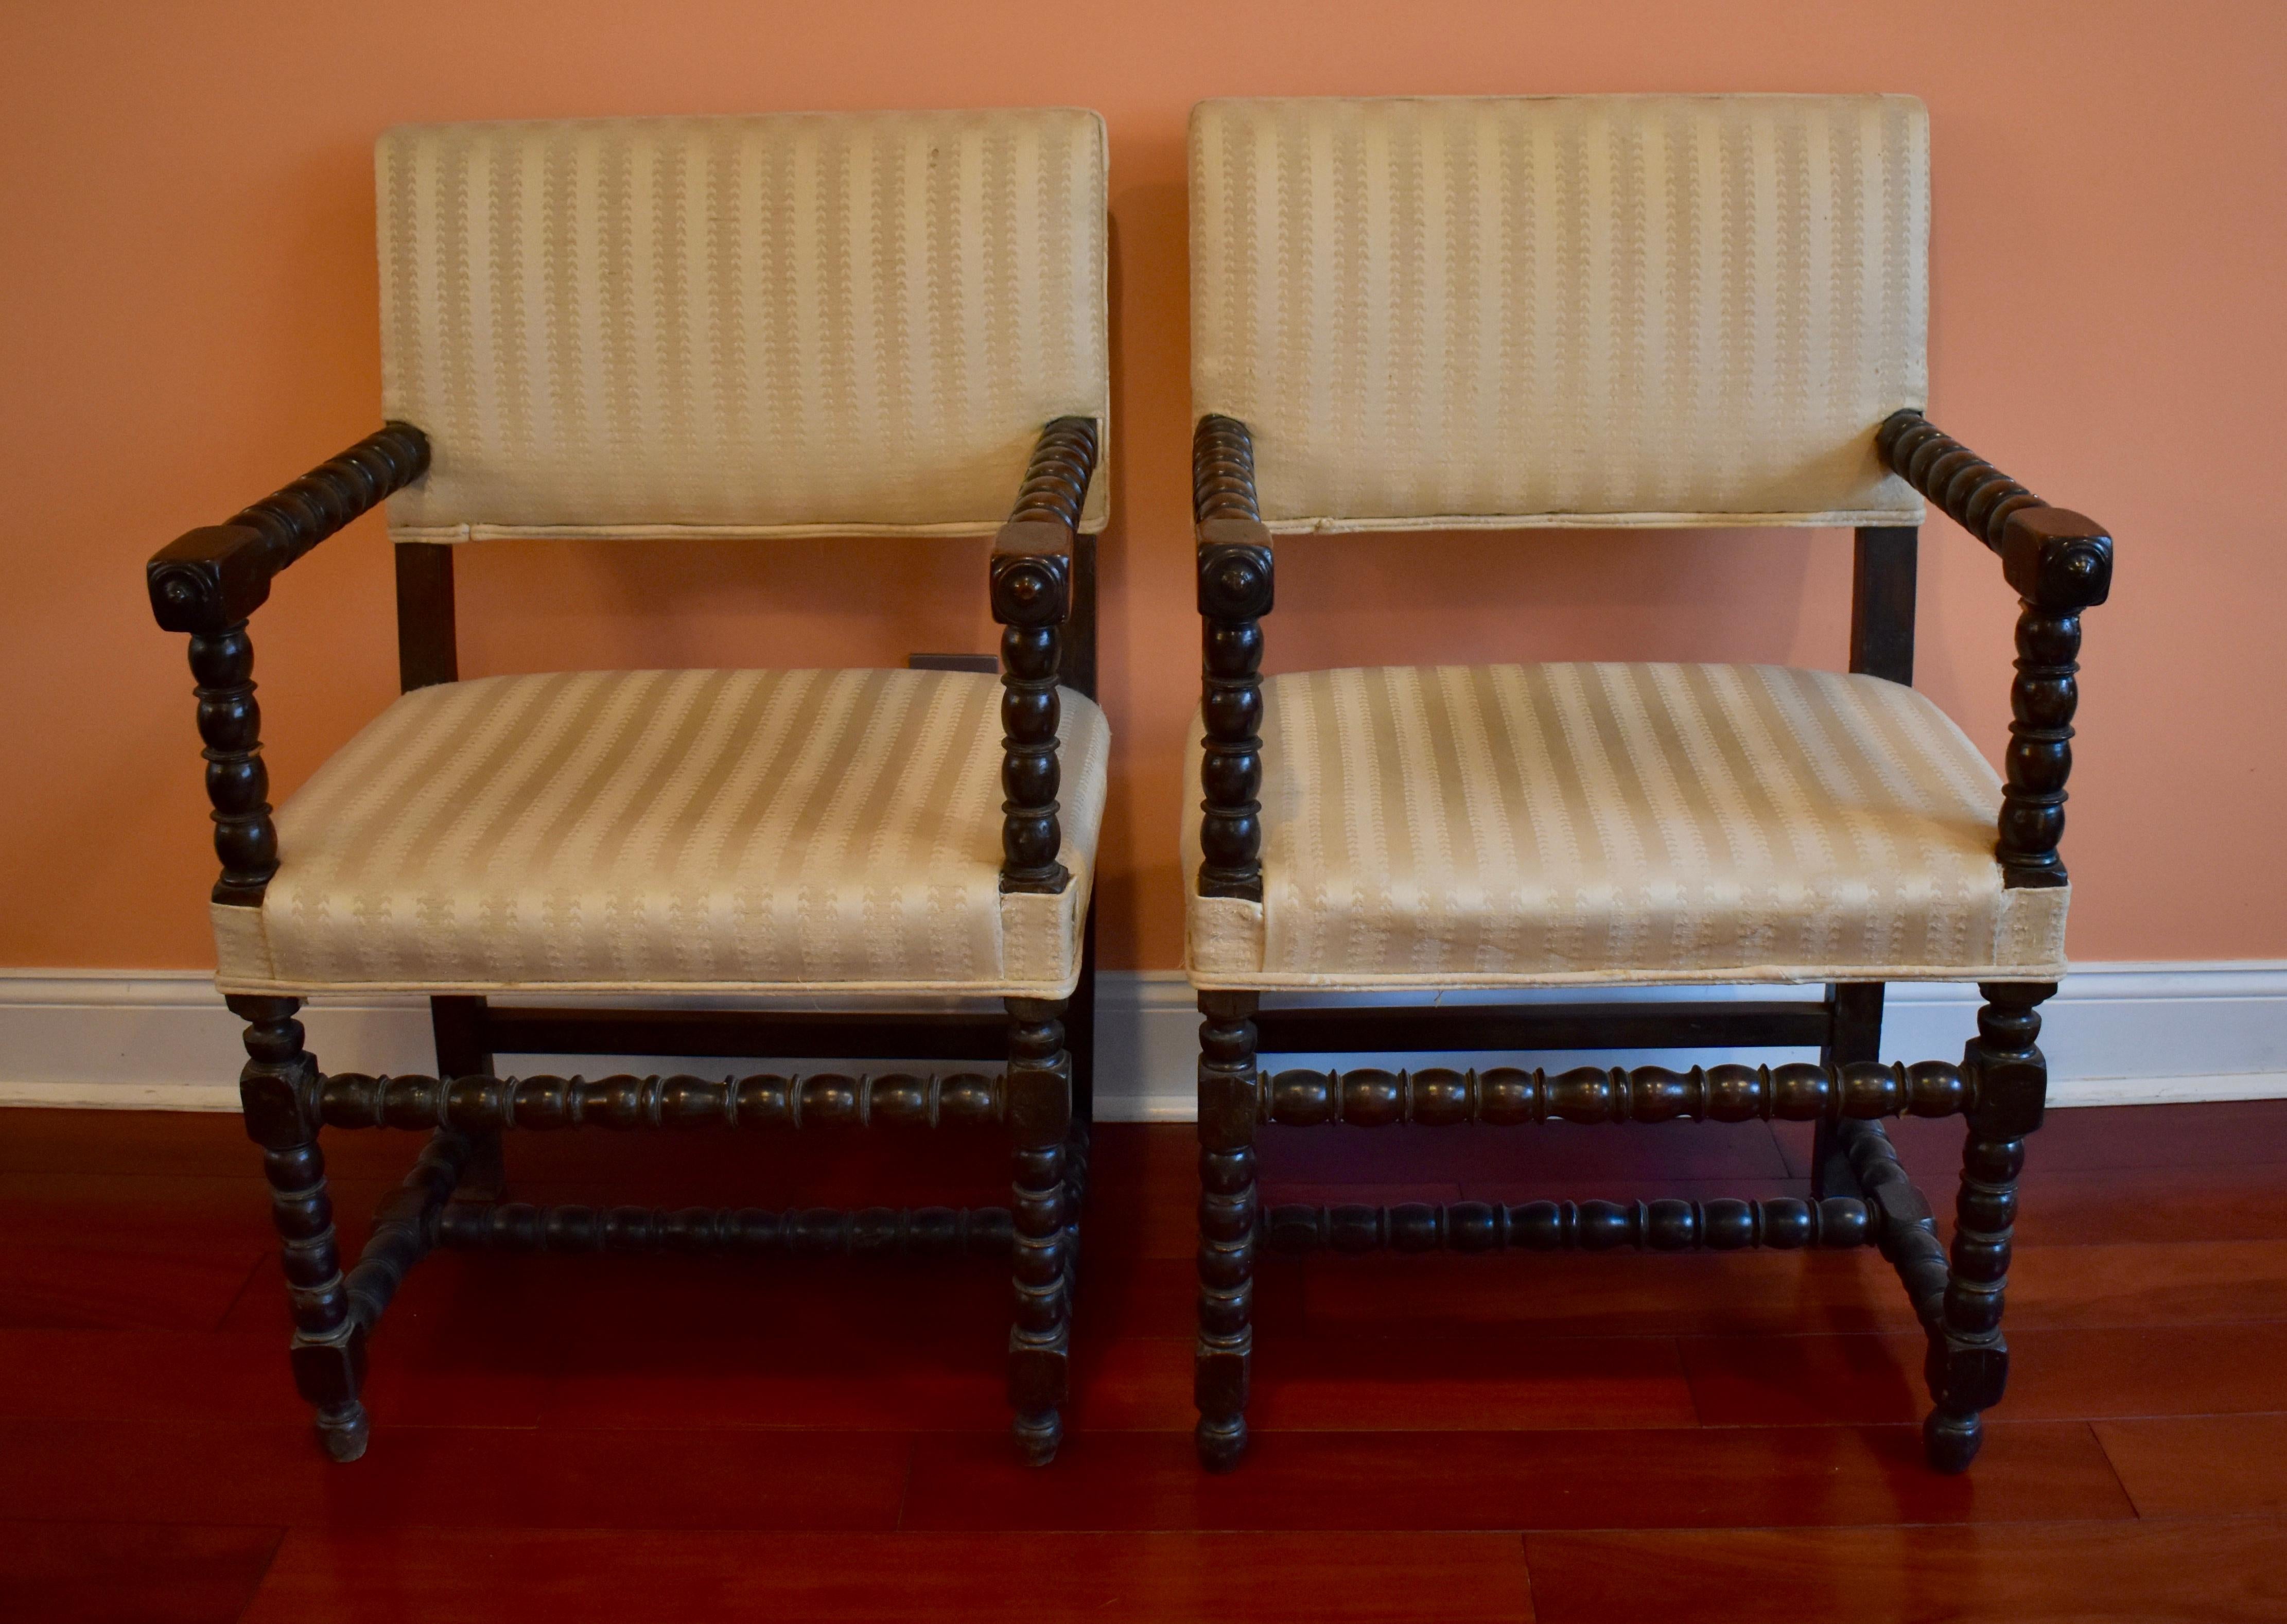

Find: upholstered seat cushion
[1184,663,2065,990]
[212,668,1107,998]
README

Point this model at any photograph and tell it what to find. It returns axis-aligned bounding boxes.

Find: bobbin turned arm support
[991,417,1098,896]
[147,422,431,635]
[1194,415,1273,902]
[145,423,432,907]
[1877,411,2113,889]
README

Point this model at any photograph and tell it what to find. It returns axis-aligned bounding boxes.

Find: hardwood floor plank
[243,1529,1534,1623]
[1071,1252,1310,1342]
[0,1172,356,1250]
[899,1422,2131,1532]
[0,1419,906,1531]
[2003,1240,2287,1328]
[0,1328,547,1428]
[0,1110,251,1177]
[2096,1413,2287,1517]
[0,1331,303,1424]
[1302,1248,1924,1337]
[537,1331,1008,1432]
[221,1247,1020,1344]
[1781,1103,2287,1184]
[0,1521,282,1624]
[1684,1323,2287,1426]
[2006,1102,2287,1172]
[1774,1125,2287,1247]
[1522,1516,2287,1623]
[1060,1126,1200,1260]
[0,1239,265,1333]
[1302,1239,2287,1338]
[1070,1334,1697,1433]
[0,1106,1019,1198]
[2007,1164,2287,1246]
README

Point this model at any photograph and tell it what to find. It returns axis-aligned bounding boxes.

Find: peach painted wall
[4,1,2282,973]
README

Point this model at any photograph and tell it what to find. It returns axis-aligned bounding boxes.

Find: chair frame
[1188,410,2114,1474]
[146,416,1103,1466]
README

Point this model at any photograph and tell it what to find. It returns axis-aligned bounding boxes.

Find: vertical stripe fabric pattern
[378,111,1110,540]
[213,669,1109,997]
[1189,96,1930,529]
[1184,664,2066,989]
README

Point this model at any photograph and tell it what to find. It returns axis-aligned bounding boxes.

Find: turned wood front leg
[228,994,369,1462]
[1006,996,1073,1465]
[1195,989,1260,1471]
[1924,979,2054,1472]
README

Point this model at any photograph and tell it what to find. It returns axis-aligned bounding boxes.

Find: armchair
[1181,95,2113,1475]
[146,111,1111,1465]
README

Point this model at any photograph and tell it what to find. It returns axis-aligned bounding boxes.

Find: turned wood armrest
[1878,410,2115,889]
[1878,411,2112,612]
[147,422,431,635]
[145,422,429,907]
[990,418,1099,896]
[1193,416,1273,902]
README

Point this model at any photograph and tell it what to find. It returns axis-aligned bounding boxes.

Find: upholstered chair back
[377,110,1110,541]
[1190,95,1929,531]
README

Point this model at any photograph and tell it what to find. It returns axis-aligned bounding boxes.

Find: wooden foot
[316,1399,371,1463]
[1195,991,1259,1472]
[1196,1412,1248,1473]
[1013,1408,1063,1467]
[1005,998,1072,1466]
[1923,1406,1983,1474]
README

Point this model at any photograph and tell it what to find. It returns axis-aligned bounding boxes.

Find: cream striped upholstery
[213,669,1108,997]
[1184,665,2065,989]
[378,111,1110,540]
[1189,96,1929,530]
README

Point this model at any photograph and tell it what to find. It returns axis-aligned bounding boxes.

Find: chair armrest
[147,422,430,634]
[145,422,429,907]
[991,418,1099,896]
[1878,411,2115,889]
[1193,416,1273,902]
[1877,411,2112,610]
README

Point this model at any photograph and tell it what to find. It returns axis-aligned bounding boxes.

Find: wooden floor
[4,1101,2285,1621]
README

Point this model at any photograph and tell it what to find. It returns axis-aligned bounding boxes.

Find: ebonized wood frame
[151,418,1101,1467]
[1186,412,2113,1477]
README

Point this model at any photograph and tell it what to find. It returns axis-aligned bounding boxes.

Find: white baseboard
[2,963,2281,1121]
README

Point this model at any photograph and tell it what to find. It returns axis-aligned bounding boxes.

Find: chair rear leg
[1813,983,1886,1198]
[1195,990,1259,1471]
[228,994,369,1462]
[1006,996,1073,1465]
[431,994,503,1199]
[1925,979,2054,1472]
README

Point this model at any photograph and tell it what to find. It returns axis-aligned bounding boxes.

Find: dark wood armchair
[1180,95,2113,1475]
[145,110,1113,1466]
